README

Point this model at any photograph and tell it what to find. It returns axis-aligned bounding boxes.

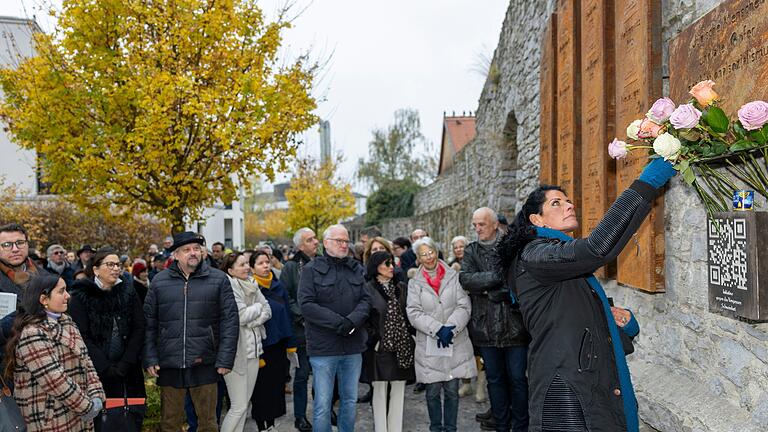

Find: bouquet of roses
[607,80,768,218]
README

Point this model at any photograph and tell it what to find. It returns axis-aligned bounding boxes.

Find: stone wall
[386,0,768,430]
[388,0,553,245]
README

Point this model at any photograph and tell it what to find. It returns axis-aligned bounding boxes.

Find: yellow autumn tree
[0,0,317,232]
[285,157,355,236]
[245,209,291,245]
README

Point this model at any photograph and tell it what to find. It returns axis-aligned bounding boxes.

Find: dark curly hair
[496,184,565,270]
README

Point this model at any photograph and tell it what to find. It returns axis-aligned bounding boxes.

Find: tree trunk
[170,208,186,234]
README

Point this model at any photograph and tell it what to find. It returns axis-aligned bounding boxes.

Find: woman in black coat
[362,251,415,432]
[69,248,146,430]
[496,157,676,432]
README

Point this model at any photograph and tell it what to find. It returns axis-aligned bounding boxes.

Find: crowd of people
[0,156,676,432]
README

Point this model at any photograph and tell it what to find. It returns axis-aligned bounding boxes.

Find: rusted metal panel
[670,0,768,117]
[615,0,664,292]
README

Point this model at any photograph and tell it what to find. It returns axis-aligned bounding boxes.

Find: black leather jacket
[459,236,529,347]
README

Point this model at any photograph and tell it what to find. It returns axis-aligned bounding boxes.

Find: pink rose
[737,101,768,131]
[689,80,719,107]
[608,138,628,160]
[669,104,702,129]
[637,118,664,139]
[647,97,676,123]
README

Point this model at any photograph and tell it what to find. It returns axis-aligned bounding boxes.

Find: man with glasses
[298,224,372,432]
[0,223,38,368]
[0,223,37,297]
[45,244,75,287]
[143,231,239,432]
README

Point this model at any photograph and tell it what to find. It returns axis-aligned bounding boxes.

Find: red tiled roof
[438,116,476,175]
[444,116,476,153]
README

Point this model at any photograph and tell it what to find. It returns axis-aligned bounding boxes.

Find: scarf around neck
[535,227,638,432]
[421,262,445,295]
[253,272,273,289]
[233,277,260,296]
[0,258,36,285]
[379,280,415,369]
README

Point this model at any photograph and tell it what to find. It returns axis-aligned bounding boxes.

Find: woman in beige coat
[219,252,272,432]
[406,237,476,432]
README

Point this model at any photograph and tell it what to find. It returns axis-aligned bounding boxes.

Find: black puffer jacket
[69,276,146,398]
[298,254,371,357]
[143,261,239,371]
[460,236,529,347]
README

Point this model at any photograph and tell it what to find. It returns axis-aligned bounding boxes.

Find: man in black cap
[71,244,95,272]
[143,231,239,432]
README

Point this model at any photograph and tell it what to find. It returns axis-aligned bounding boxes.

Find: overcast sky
[0,0,509,192]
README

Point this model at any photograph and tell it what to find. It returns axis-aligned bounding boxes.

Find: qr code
[708,218,748,291]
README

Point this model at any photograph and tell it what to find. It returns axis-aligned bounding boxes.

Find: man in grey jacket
[143,232,239,432]
[298,224,371,432]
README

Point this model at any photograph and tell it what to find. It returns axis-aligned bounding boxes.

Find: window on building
[224,218,233,249]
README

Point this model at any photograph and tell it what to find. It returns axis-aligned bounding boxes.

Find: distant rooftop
[438,113,477,176]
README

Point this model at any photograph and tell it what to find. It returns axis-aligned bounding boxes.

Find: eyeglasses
[418,250,436,258]
[384,260,393,267]
[326,238,350,246]
[51,250,65,255]
[0,240,28,250]
[100,262,122,270]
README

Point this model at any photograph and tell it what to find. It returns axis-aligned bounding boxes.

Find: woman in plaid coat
[3,274,105,432]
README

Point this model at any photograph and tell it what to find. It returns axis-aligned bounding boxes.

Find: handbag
[93,383,146,432]
[0,375,26,432]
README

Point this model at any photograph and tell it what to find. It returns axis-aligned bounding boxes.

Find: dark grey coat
[298,254,371,357]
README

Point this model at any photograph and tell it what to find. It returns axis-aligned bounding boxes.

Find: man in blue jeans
[460,208,531,432]
[298,224,371,432]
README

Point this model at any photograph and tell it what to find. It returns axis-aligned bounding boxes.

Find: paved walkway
[243,381,491,431]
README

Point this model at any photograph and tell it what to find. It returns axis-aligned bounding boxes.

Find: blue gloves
[638,157,676,189]
[436,325,456,348]
[82,398,103,421]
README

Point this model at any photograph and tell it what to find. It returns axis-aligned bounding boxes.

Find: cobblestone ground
[239,380,659,431]
[243,381,490,431]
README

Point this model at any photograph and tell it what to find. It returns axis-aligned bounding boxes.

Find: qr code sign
[708,218,748,291]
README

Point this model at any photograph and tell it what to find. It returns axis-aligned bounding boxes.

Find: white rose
[652,132,682,160]
[626,119,642,140]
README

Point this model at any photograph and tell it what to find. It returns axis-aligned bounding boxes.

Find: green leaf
[702,106,729,134]
[682,166,696,185]
[711,142,728,155]
[733,121,748,139]
[676,159,690,172]
[749,128,767,144]
[729,140,752,152]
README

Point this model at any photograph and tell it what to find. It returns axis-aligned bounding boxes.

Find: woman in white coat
[219,252,272,432]
[406,237,477,432]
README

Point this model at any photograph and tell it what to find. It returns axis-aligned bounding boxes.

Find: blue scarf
[535,227,639,432]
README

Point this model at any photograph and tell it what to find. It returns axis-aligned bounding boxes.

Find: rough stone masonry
[381,0,768,430]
